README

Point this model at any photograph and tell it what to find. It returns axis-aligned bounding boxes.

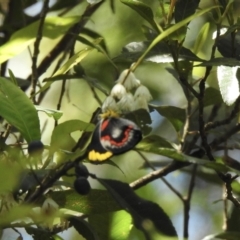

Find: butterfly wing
[87,117,142,162]
[87,120,113,162]
[100,118,142,155]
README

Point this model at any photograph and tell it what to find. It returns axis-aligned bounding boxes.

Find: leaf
[217,30,240,60]
[121,0,159,32]
[0,161,22,194]
[35,106,63,121]
[139,135,174,149]
[195,57,240,67]
[202,231,240,240]
[227,205,240,233]
[193,22,210,54]
[204,87,223,106]
[114,41,205,63]
[88,211,132,240]
[0,16,80,64]
[136,144,232,172]
[52,48,93,77]
[0,77,41,142]
[50,189,120,214]
[132,5,218,70]
[217,65,240,105]
[97,178,177,237]
[70,217,100,240]
[174,0,200,23]
[151,105,185,132]
[50,120,95,152]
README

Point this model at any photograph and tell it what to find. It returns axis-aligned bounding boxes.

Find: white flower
[134,85,152,102]
[117,93,135,112]
[42,198,59,215]
[134,96,149,111]
[110,83,126,100]
[116,69,140,91]
[102,96,119,113]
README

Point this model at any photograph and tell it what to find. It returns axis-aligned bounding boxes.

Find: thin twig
[205,96,240,131]
[136,151,184,201]
[183,164,198,238]
[30,0,50,103]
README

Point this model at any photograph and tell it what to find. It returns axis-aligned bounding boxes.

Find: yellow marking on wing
[99,110,120,119]
[88,150,113,161]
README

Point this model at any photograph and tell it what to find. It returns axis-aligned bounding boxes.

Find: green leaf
[50,120,94,152]
[35,106,63,121]
[0,16,80,64]
[121,0,159,32]
[193,22,210,54]
[0,77,41,142]
[136,143,235,172]
[195,57,240,67]
[0,205,33,225]
[204,87,223,106]
[50,189,120,214]
[0,161,22,194]
[151,105,185,132]
[98,178,177,237]
[227,205,240,233]
[53,48,92,77]
[217,65,240,105]
[139,135,174,149]
[132,5,218,70]
[70,217,100,240]
[174,0,200,23]
[89,210,132,240]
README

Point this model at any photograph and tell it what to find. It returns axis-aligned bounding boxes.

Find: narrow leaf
[121,0,159,32]
[98,178,177,237]
[132,5,218,71]
[0,77,41,142]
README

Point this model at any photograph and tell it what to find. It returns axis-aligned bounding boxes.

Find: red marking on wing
[101,119,109,131]
[101,125,133,146]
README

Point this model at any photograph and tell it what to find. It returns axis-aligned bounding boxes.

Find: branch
[205,96,240,131]
[30,0,49,103]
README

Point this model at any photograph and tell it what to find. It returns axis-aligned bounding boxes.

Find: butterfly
[87,117,142,162]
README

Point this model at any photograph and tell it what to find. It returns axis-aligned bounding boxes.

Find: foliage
[1,0,240,240]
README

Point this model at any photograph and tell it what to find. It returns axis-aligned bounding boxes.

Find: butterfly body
[87,117,142,162]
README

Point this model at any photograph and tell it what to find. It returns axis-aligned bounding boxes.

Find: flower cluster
[102,69,152,115]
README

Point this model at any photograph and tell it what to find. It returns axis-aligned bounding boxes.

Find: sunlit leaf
[0,77,41,142]
[88,211,132,240]
[50,120,94,151]
[193,22,210,54]
[217,65,240,105]
[0,16,80,63]
[52,48,93,77]
[50,189,120,214]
